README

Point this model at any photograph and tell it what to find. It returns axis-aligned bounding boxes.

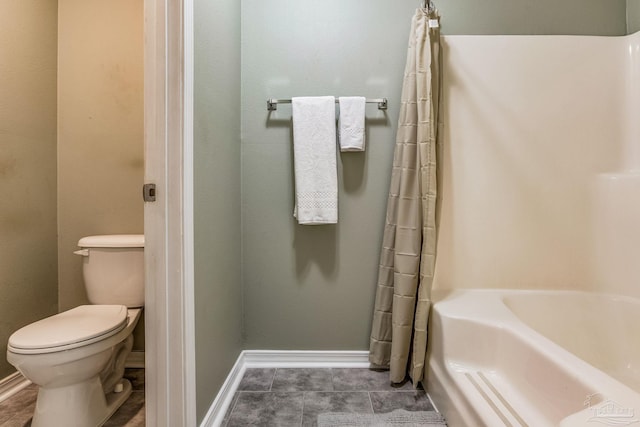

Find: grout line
[300,391,306,427]
[269,368,277,392]
[330,368,335,391]
[368,391,375,414]
[225,391,241,422]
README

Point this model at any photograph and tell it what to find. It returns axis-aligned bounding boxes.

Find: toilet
[6,234,144,427]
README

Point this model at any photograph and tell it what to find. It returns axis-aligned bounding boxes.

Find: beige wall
[0,0,59,379]
[432,31,640,300]
[240,0,629,351]
[591,31,640,298]
[433,35,626,297]
[57,0,144,345]
[194,0,243,422]
[57,0,144,307]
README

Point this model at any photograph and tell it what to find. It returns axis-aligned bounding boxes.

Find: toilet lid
[78,234,144,248]
[8,305,128,354]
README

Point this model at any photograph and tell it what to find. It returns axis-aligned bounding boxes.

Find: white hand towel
[292,96,338,225]
[338,96,366,152]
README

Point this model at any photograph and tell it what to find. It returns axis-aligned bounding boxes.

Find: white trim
[181,0,197,426]
[182,0,197,420]
[199,350,370,427]
[427,391,440,413]
[243,350,370,369]
[144,0,196,424]
[0,371,31,403]
[199,352,248,427]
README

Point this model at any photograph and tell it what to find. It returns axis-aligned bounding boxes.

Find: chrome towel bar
[267,98,388,111]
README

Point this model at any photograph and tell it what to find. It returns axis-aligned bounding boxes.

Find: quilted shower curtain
[369,7,441,385]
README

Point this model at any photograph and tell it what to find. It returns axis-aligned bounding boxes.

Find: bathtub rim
[426,289,640,427]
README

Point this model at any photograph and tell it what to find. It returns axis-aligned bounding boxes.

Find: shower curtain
[369,7,441,385]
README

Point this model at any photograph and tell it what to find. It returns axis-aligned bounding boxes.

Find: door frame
[144,0,196,425]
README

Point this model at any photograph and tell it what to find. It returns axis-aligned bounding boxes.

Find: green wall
[194,0,243,422]
[194,0,633,419]
[439,0,626,35]
[239,0,630,353]
[241,0,415,351]
[629,0,640,33]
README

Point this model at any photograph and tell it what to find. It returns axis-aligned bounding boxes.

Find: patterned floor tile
[331,369,412,391]
[221,392,240,427]
[302,391,372,427]
[226,392,303,427]
[0,380,144,427]
[0,385,37,427]
[369,390,434,413]
[271,369,333,392]
[123,368,145,391]
[104,391,145,427]
[0,411,32,427]
[237,368,276,391]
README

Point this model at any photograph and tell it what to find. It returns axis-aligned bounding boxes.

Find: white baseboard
[0,371,31,403]
[243,350,370,369]
[199,351,248,427]
[199,350,370,427]
[126,351,145,369]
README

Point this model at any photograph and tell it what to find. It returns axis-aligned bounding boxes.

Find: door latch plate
[143,183,156,202]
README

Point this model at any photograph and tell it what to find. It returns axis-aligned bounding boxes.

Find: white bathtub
[426,290,640,427]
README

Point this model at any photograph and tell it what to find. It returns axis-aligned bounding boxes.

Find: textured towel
[338,96,366,152]
[292,96,338,224]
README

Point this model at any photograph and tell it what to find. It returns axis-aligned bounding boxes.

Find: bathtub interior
[426,290,640,427]
[504,292,640,394]
[427,27,640,427]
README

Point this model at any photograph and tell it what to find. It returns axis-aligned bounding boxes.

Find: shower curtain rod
[267,98,388,111]
[422,0,436,11]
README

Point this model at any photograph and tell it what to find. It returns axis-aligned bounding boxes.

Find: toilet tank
[76,235,144,308]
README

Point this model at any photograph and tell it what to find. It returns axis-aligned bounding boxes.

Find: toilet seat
[8,305,128,355]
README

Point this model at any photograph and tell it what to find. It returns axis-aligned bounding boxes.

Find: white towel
[338,96,366,152]
[292,96,338,225]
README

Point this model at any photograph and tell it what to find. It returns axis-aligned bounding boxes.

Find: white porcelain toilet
[6,234,144,427]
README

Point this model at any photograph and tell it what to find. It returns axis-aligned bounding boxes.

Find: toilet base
[31,378,132,427]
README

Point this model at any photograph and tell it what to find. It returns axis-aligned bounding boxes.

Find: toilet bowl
[6,235,144,427]
[7,307,141,427]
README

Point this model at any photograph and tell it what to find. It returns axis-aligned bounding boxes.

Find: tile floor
[0,368,145,427]
[1,368,437,427]
[222,368,436,427]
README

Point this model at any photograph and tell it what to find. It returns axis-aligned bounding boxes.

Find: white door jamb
[144,0,195,425]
